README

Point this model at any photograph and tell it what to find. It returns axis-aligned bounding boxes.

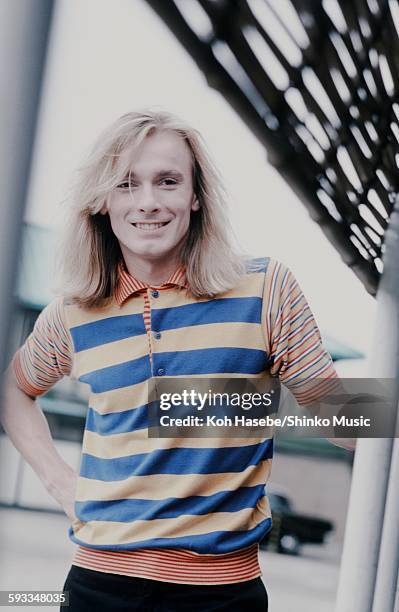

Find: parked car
[260,491,334,555]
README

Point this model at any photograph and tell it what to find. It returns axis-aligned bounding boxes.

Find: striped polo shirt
[12,258,337,584]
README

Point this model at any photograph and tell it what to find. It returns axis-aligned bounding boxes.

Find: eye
[159,178,178,187]
[116,180,137,190]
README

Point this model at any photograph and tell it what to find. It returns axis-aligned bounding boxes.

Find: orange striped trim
[11,351,45,398]
[292,373,342,404]
[72,544,261,585]
[115,260,187,306]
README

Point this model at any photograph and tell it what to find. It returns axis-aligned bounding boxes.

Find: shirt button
[154,332,162,340]
[151,290,159,298]
[157,368,165,376]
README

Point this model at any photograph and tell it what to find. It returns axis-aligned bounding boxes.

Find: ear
[191,196,200,212]
[99,201,108,215]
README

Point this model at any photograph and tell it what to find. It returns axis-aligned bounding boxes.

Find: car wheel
[279,534,301,555]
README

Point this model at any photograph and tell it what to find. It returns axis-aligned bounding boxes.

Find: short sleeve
[263,260,338,405]
[12,297,73,398]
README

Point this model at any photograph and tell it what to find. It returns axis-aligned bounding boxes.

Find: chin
[122,237,179,261]
[135,247,170,260]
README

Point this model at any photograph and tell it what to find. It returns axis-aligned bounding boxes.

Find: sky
[24,0,376,358]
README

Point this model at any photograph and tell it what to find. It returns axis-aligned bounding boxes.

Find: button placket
[151,292,161,340]
[143,288,154,377]
[149,287,164,377]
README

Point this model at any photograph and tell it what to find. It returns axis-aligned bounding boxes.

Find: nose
[137,185,161,214]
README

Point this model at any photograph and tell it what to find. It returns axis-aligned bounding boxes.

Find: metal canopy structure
[145,0,399,296]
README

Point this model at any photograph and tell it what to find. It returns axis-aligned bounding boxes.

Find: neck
[122,256,182,286]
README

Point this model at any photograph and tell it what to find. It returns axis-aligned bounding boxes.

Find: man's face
[103,130,199,270]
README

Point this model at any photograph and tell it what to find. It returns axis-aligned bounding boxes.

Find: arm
[265,260,356,451]
[1,297,78,519]
[0,362,78,521]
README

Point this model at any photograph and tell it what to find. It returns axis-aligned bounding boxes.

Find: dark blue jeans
[62,565,268,611]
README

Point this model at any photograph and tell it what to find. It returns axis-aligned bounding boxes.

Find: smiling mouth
[131,221,171,230]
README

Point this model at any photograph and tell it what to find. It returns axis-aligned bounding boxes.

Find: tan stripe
[82,428,271,459]
[155,322,265,353]
[74,335,149,377]
[89,380,150,414]
[65,298,145,327]
[73,501,270,546]
[75,459,272,502]
[149,274,266,310]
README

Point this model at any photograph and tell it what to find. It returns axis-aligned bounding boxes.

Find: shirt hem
[71,560,262,585]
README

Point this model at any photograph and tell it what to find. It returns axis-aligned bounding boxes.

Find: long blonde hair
[55,109,246,308]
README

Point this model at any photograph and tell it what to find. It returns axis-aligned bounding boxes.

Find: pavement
[0,506,341,611]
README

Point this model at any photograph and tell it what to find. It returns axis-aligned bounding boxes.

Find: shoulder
[33,296,67,327]
[245,257,295,291]
[244,256,270,274]
[245,257,293,278]
[259,259,302,319]
[26,298,73,352]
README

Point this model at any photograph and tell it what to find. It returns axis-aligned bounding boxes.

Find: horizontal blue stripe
[79,440,273,481]
[85,404,149,435]
[70,313,146,353]
[79,356,151,393]
[69,516,272,554]
[151,297,263,332]
[75,485,266,523]
[152,347,268,376]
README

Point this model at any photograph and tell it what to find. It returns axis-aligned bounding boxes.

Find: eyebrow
[124,170,184,180]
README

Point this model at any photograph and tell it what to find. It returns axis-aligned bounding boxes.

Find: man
[1,110,348,611]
